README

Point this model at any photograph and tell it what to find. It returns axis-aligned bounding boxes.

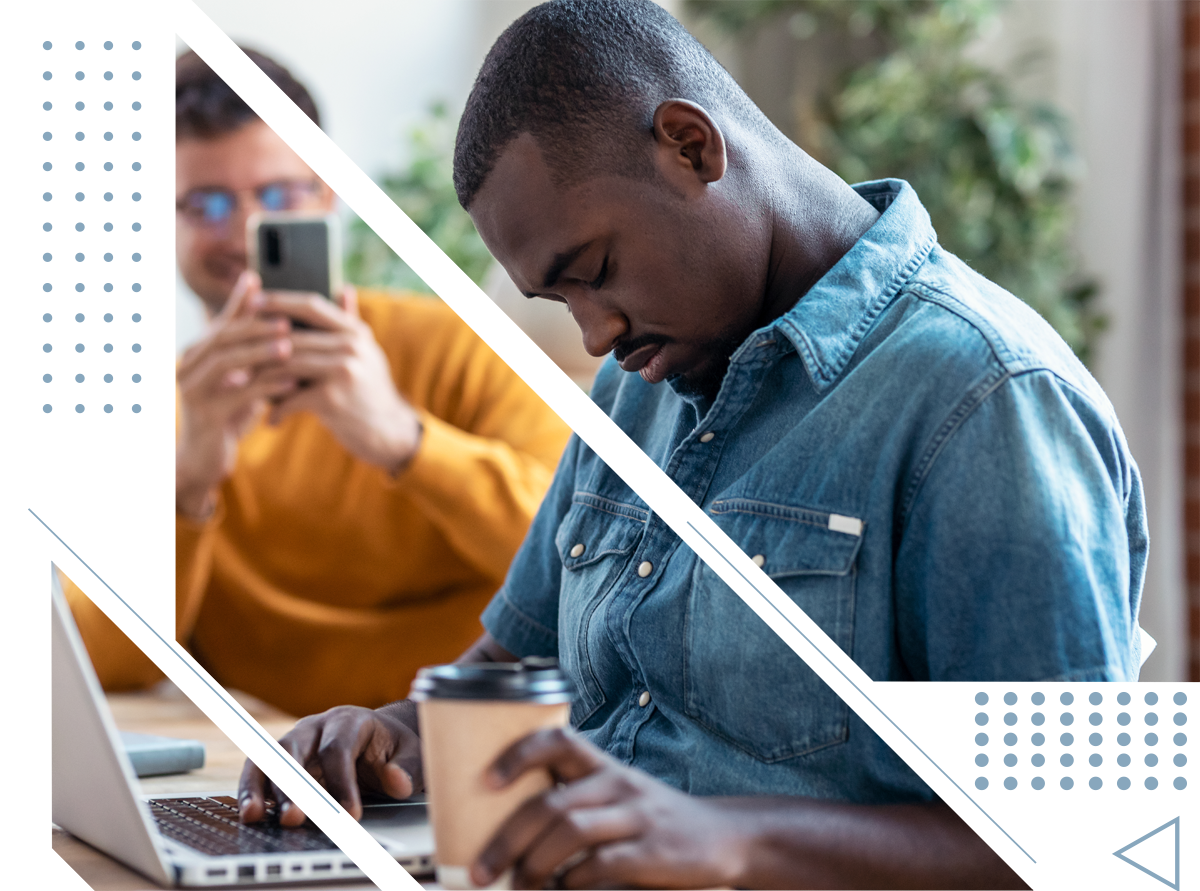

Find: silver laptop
[51,567,435,886]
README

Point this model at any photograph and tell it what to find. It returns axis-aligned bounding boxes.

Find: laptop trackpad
[361,801,434,856]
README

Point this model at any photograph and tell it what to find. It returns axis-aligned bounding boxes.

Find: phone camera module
[264,227,283,266]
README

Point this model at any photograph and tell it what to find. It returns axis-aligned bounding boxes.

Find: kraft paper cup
[411,660,573,890]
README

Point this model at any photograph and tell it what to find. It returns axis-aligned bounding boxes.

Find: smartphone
[247,211,343,304]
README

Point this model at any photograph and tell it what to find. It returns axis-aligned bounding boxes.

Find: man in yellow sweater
[61,48,571,717]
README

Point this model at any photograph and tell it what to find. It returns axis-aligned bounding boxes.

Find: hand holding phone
[245,214,423,473]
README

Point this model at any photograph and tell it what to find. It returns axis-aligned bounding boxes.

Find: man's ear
[651,100,727,186]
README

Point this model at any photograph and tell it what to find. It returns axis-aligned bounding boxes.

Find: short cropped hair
[176,47,320,140]
[453,0,771,209]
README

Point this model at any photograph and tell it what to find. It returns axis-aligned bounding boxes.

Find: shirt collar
[770,179,936,391]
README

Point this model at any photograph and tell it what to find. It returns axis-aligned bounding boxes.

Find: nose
[569,296,628,357]
[225,203,256,247]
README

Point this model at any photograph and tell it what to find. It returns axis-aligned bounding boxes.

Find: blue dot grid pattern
[970,687,1189,796]
[36,31,157,419]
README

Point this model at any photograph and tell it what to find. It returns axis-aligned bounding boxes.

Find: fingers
[560,840,649,890]
[375,762,415,802]
[237,707,416,829]
[273,725,326,827]
[474,742,623,887]
[267,385,326,427]
[177,315,291,381]
[283,329,357,355]
[338,284,359,317]
[510,803,642,889]
[236,755,308,827]
[313,710,378,820]
[237,714,327,826]
[258,291,356,333]
[237,759,270,823]
[487,727,605,789]
[359,725,418,802]
[216,270,263,323]
[181,338,293,398]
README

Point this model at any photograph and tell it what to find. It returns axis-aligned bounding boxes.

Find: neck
[755,147,881,327]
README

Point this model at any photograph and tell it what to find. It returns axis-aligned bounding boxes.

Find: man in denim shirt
[240,2,1142,886]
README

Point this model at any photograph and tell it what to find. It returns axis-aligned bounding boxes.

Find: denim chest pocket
[555,493,648,726]
[684,498,862,762]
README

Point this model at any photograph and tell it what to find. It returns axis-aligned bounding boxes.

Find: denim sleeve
[893,369,1142,683]
[479,434,580,658]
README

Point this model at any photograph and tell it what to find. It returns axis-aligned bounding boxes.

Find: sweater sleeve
[60,507,223,691]
[364,292,573,580]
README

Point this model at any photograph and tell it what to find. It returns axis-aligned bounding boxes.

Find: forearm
[177,471,218,520]
[398,413,561,577]
[175,498,223,642]
[724,797,1028,890]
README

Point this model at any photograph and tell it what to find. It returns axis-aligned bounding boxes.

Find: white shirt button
[569,543,585,558]
[638,690,651,707]
[752,554,765,568]
[699,431,715,443]
[637,561,653,578]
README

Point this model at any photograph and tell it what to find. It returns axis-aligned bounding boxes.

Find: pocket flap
[709,498,864,577]
[556,493,648,570]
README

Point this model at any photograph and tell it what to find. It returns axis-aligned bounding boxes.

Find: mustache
[612,333,671,363]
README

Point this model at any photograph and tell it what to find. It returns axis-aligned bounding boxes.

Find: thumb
[380,725,424,798]
[219,270,263,322]
[379,761,416,800]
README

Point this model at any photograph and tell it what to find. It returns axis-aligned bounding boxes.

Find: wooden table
[52,681,388,890]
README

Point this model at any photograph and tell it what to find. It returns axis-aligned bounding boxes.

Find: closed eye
[589,256,609,290]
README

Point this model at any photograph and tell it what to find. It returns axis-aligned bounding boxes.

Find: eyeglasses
[176,180,324,227]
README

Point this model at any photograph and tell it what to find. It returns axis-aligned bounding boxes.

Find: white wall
[187,0,481,180]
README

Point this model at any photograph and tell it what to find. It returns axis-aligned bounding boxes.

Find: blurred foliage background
[686,0,1104,362]
[347,0,1104,364]
[344,102,493,293]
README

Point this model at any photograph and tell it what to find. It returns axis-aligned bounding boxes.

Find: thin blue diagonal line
[30,507,339,815]
[686,520,1035,864]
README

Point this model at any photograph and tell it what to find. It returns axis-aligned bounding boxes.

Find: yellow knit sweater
[63,290,571,716]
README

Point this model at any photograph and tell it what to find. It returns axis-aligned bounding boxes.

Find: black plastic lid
[409,658,573,703]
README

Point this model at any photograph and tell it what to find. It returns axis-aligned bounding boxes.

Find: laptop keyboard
[148,796,340,857]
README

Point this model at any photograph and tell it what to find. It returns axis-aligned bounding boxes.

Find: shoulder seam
[905,279,1031,373]
[901,365,1010,525]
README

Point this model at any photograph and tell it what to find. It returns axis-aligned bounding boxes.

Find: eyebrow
[523,241,594,298]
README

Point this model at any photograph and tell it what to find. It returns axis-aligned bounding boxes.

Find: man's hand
[258,287,423,475]
[473,729,1030,890]
[238,635,513,828]
[472,729,746,890]
[238,703,422,827]
[176,271,298,520]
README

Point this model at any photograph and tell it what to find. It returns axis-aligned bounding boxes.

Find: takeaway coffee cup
[410,659,573,890]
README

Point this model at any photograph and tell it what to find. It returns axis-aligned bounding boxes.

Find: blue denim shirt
[481,180,1147,803]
